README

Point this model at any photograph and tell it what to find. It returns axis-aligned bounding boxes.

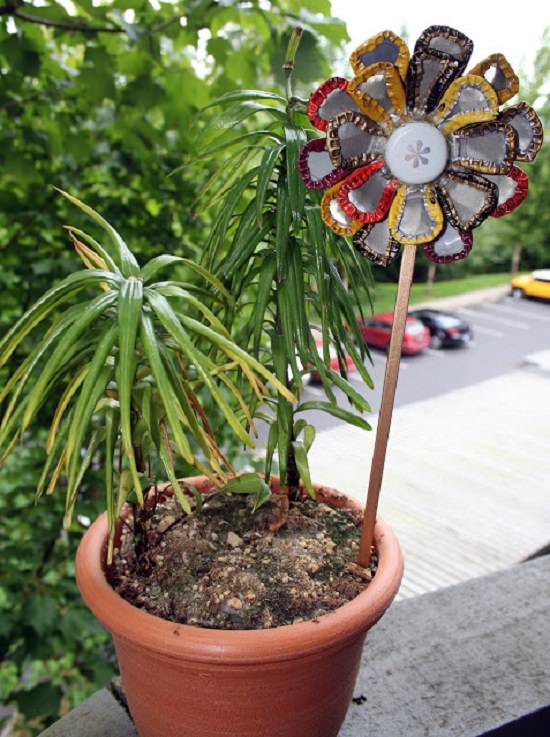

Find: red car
[309,339,356,383]
[357,312,431,355]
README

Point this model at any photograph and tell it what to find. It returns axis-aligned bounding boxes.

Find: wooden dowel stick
[357,244,417,567]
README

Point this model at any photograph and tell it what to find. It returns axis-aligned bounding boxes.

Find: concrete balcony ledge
[40,555,550,737]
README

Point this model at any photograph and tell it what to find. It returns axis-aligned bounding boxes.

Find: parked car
[309,338,356,383]
[357,312,430,355]
[511,270,550,300]
[409,309,473,349]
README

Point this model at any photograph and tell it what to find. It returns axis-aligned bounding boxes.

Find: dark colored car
[357,312,431,355]
[409,309,473,349]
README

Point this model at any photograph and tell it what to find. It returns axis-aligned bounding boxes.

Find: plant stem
[286,416,300,500]
[283,26,303,123]
[357,244,416,567]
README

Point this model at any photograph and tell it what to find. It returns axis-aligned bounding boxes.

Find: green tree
[460,31,550,275]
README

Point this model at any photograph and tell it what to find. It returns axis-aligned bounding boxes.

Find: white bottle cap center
[385,121,448,185]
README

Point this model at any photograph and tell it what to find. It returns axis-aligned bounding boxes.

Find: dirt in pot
[110,488,378,630]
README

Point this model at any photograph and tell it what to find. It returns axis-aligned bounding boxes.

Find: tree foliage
[472,33,550,273]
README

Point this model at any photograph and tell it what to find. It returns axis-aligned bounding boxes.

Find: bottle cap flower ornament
[298,27,544,567]
[299,26,543,267]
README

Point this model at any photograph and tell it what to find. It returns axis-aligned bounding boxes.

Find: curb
[410,284,510,312]
[522,349,550,374]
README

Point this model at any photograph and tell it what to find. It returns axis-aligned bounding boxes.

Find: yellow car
[511,270,550,300]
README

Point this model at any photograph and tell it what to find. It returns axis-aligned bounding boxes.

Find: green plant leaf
[64,428,105,528]
[256,144,283,227]
[223,472,272,511]
[197,130,282,160]
[153,284,230,337]
[275,181,291,277]
[158,433,192,515]
[325,369,372,412]
[140,313,194,464]
[291,440,314,497]
[264,419,278,481]
[0,270,119,369]
[202,89,286,110]
[206,167,259,268]
[63,226,120,275]
[252,254,276,355]
[146,290,255,448]
[56,189,140,276]
[21,291,117,431]
[117,276,144,505]
[296,401,372,431]
[284,125,307,228]
[177,259,234,305]
[65,326,118,493]
[140,254,184,283]
[105,406,119,563]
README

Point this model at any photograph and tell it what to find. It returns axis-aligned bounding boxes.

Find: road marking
[425,347,446,358]
[458,307,530,330]
[487,302,550,323]
[468,323,505,338]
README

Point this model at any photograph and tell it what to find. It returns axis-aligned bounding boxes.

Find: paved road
[301,295,550,430]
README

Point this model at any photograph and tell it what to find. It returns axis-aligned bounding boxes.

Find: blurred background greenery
[0,1,548,733]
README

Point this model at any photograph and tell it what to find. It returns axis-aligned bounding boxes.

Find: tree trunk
[511,242,522,277]
[426,262,436,295]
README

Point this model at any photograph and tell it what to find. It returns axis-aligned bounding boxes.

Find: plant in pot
[0,187,402,737]
[0,38,405,737]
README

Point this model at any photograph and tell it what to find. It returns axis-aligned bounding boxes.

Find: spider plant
[0,190,293,561]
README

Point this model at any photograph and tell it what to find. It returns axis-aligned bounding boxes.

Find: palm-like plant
[0,191,292,560]
[196,31,374,498]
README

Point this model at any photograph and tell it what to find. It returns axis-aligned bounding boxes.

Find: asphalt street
[300,295,550,431]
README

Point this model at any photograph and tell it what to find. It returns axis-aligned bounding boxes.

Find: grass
[369,272,512,314]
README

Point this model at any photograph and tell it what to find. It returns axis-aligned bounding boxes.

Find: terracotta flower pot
[76,478,403,737]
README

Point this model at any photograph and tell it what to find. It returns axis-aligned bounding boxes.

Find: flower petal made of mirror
[320,182,364,237]
[423,223,473,264]
[353,220,400,266]
[405,26,473,114]
[405,50,461,115]
[348,62,406,126]
[432,75,498,135]
[450,121,516,174]
[484,165,529,218]
[298,138,351,190]
[414,25,473,70]
[469,53,519,104]
[336,160,398,224]
[499,102,544,162]
[307,77,362,132]
[350,30,410,81]
[388,184,444,244]
[436,170,498,230]
[326,111,387,169]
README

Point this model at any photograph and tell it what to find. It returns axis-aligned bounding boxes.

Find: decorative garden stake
[298,26,543,566]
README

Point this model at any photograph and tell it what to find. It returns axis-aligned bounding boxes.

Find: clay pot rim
[76,478,403,665]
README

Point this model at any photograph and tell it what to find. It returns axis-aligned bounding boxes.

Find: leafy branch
[0,1,185,36]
